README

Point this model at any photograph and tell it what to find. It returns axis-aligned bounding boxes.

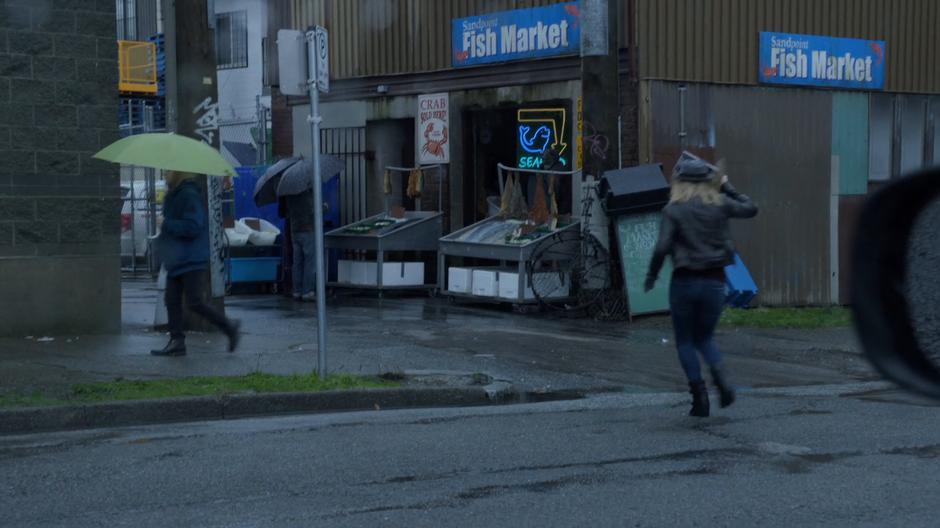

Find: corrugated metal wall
[650,81,834,305]
[288,0,629,79]
[637,0,940,94]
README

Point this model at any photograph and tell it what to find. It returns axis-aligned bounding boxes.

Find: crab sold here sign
[417,93,450,164]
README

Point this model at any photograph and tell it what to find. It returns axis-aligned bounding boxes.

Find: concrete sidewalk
[0,279,875,398]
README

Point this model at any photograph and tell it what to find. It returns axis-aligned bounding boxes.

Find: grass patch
[0,372,398,409]
[720,307,852,329]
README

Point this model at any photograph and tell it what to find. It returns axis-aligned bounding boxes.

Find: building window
[869,94,938,180]
[116,0,137,40]
[900,96,927,174]
[869,94,893,181]
[216,11,248,70]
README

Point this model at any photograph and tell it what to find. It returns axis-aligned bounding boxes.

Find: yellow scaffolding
[118,40,157,95]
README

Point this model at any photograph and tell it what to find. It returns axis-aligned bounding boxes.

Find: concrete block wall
[0,0,120,336]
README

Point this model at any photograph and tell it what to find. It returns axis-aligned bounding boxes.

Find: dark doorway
[463,107,517,226]
[366,118,415,216]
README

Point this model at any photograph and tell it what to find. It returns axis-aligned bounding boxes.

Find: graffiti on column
[207,176,226,297]
[192,96,226,298]
[193,96,219,144]
[583,121,611,162]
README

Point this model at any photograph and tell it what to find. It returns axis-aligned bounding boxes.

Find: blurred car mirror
[852,166,940,399]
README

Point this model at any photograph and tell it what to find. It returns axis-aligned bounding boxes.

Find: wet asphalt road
[3,382,940,527]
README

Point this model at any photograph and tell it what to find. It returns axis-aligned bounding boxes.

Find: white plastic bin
[241,217,281,246]
[225,221,251,247]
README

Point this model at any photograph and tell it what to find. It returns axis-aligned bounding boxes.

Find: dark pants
[166,270,231,340]
[669,276,726,383]
[292,231,316,296]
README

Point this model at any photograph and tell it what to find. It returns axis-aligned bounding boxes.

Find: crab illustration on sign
[423,121,449,159]
[418,93,450,164]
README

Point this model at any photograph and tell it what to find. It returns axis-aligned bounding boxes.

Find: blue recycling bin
[233,166,285,231]
[232,164,342,283]
[725,253,758,308]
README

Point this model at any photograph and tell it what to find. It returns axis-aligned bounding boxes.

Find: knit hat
[674,158,715,182]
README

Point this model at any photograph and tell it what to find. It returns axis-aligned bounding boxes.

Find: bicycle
[526,179,627,319]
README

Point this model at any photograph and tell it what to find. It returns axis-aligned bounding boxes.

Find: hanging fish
[508,172,529,220]
[529,174,550,226]
[498,173,515,218]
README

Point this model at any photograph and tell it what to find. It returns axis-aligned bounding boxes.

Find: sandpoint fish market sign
[759,32,886,90]
[452,2,581,67]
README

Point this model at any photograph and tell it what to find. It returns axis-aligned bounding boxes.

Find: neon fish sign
[516,107,569,169]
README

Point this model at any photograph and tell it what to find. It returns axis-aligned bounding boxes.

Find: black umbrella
[253,156,301,206]
[276,155,346,197]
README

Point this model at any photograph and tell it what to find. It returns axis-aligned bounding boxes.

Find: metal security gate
[321,127,367,225]
[218,97,271,167]
[120,101,163,276]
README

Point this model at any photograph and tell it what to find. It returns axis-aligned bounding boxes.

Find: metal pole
[129,168,137,274]
[617,114,623,169]
[678,84,688,149]
[144,105,158,275]
[307,31,328,377]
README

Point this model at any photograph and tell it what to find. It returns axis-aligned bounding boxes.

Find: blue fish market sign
[452,2,581,67]
[759,32,886,90]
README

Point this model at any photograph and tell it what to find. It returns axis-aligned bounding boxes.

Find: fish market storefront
[283,1,631,236]
[283,1,603,296]
[635,0,940,306]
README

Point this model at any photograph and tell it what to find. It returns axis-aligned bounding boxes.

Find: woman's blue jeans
[669,277,726,383]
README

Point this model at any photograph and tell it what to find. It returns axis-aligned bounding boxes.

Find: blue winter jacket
[159,180,209,277]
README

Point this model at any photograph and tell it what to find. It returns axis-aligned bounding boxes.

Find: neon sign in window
[516,107,569,170]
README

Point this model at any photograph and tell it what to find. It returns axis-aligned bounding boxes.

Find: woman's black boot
[710,367,737,408]
[689,380,710,417]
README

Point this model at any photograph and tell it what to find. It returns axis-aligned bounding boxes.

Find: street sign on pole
[315,26,329,93]
[277,29,307,96]
[305,28,329,377]
[279,26,330,375]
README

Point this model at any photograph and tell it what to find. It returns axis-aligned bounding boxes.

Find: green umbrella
[93,132,238,177]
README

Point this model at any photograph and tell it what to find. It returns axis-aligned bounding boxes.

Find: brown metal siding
[650,81,833,305]
[288,0,626,79]
[637,0,940,94]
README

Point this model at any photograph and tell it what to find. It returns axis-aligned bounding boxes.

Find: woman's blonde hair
[670,179,723,205]
[165,170,197,187]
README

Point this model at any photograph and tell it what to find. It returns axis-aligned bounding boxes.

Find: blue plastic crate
[229,257,281,283]
[724,253,758,308]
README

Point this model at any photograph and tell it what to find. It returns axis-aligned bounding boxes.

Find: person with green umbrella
[151,171,241,356]
[94,133,242,356]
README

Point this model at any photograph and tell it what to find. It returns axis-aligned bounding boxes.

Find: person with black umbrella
[644,158,758,417]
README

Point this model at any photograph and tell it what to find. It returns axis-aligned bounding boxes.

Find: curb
[0,387,493,436]
[0,384,629,436]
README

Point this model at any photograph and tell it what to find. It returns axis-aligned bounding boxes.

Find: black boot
[151,338,186,357]
[689,380,710,417]
[226,319,241,353]
[710,367,737,408]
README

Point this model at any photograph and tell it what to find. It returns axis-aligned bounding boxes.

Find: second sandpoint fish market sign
[452,2,581,67]
[759,32,886,90]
